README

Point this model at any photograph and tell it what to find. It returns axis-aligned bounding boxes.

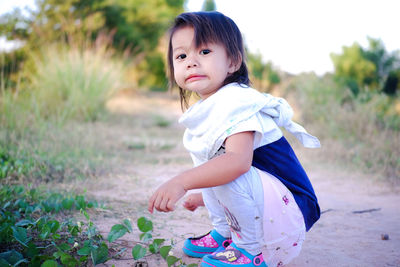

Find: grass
[28,45,124,124]
[284,73,400,181]
[0,40,125,183]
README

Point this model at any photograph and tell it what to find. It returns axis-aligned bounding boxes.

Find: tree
[247,51,280,92]
[362,37,400,95]
[331,38,400,96]
[0,0,185,90]
[202,0,216,11]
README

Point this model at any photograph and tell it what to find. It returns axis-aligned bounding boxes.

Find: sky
[1,0,399,75]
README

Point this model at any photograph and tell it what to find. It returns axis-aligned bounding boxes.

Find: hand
[183,192,205,211]
[148,178,187,213]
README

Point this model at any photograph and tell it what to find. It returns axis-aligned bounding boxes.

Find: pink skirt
[256,168,306,267]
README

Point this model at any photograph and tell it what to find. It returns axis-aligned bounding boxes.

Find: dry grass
[283,73,400,182]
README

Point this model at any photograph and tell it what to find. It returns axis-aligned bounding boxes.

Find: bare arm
[148,131,254,213]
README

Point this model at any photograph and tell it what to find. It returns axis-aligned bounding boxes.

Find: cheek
[173,68,180,81]
[173,67,184,86]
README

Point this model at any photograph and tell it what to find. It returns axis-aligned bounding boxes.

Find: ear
[228,54,242,74]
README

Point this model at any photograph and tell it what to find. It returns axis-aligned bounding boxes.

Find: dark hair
[167,11,250,109]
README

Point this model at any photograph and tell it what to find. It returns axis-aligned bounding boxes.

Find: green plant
[0,185,102,266]
[107,216,197,267]
[0,148,34,179]
[0,185,198,266]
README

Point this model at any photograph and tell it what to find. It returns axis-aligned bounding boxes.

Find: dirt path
[79,92,400,267]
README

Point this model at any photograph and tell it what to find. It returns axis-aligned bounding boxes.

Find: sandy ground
[79,92,400,267]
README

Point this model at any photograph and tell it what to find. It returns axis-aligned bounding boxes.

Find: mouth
[185,74,206,82]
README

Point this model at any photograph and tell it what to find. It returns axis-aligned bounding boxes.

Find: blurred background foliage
[0,0,399,182]
[0,0,185,91]
[331,37,400,97]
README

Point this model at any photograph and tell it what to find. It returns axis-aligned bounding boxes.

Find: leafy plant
[0,185,198,266]
[134,217,197,267]
[0,185,101,266]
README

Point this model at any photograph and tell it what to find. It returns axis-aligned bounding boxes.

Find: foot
[201,242,267,266]
[182,229,232,258]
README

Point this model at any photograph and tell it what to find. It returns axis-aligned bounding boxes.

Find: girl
[148,11,321,267]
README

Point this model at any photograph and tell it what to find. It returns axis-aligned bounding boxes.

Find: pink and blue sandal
[183,229,232,258]
[200,242,267,267]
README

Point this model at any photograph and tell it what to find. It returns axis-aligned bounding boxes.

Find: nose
[186,54,198,69]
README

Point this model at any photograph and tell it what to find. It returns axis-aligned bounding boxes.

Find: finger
[148,193,156,213]
[158,194,169,212]
[183,202,194,210]
[166,198,176,212]
[153,193,164,212]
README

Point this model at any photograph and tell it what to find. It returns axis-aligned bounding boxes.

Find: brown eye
[177,54,186,59]
[200,49,211,55]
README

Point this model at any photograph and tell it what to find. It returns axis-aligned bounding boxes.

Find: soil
[75,91,400,267]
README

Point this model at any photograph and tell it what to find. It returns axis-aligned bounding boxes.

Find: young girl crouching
[148,11,321,267]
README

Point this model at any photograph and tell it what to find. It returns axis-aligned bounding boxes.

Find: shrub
[285,73,399,180]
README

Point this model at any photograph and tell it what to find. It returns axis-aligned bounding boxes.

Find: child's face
[171,27,237,99]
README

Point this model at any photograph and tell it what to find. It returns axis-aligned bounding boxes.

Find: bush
[285,73,400,180]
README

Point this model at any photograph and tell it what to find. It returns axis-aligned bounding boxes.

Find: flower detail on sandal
[183,229,232,258]
[191,232,219,248]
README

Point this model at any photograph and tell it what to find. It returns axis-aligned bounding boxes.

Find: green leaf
[187,264,198,267]
[41,260,58,267]
[47,220,60,234]
[91,242,108,265]
[75,196,87,210]
[87,224,98,239]
[0,250,24,265]
[15,219,34,227]
[139,232,152,242]
[153,238,165,246]
[12,258,29,266]
[131,245,147,260]
[60,252,79,267]
[24,242,39,259]
[159,246,172,259]
[53,251,63,259]
[107,224,128,243]
[0,258,10,266]
[58,243,71,252]
[62,198,74,210]
[78,256,88,263]
[39,225,51,240]
[68,225,79,237]
[166,255,179,267]
[80,209,90,220]
[12,227,31,247]
[137,217,153,232]
[149,238,165,253]
[77,245,91,256]
[122,219,132,232]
